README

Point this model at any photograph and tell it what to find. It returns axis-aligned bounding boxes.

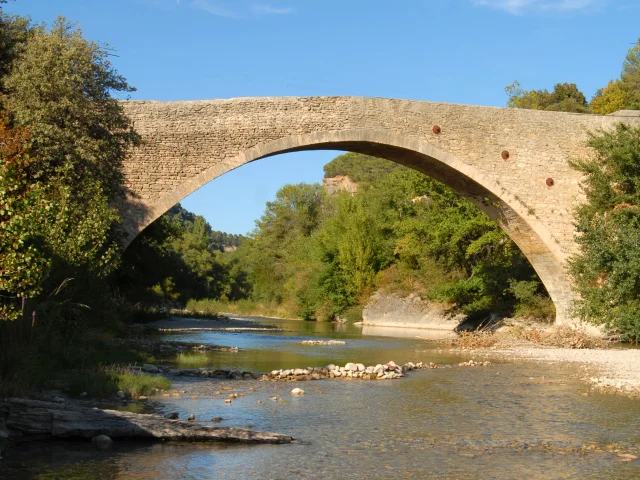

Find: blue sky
[6,0,639,234]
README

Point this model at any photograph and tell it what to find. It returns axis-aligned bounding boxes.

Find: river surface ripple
[3,317,640,479]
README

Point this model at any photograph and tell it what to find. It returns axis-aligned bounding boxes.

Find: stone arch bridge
[120,96,640,324]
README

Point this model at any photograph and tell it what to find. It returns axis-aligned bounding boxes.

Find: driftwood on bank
[0,398,292,444]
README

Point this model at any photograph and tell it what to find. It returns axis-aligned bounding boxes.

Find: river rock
[142,364,160,373]
[211,417,223,423]
[91,435,113,449]
[168,369,181,376]
[188,414,195,421]
[291,388,305,396]
[356,363,365,372]
[345,363,357,371]
[326,364,336,370]
[117,391,126,399]
[164,412,179,419]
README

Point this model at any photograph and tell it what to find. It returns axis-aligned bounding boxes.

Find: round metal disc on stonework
[546,177,555,186]
[501,150,510,160]
[432,125,441,135]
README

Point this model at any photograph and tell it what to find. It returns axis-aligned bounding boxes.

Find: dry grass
[449,331,500,348]
[449,325,610,350]
[510,325,609,349]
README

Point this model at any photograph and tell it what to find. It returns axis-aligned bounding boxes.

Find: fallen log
[0,398,292,444]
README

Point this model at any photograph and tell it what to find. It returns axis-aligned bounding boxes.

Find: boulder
[290,388,305,396]
[142,364,159,374]
[164,412,179,419]
[91,434,113,449]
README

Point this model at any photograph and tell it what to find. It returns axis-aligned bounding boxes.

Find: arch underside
[122,130,576,323]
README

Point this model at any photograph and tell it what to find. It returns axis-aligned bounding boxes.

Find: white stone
[356,363,365,372]
[290,388,305,396]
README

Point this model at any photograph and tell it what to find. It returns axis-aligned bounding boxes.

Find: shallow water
[3,318,640,479]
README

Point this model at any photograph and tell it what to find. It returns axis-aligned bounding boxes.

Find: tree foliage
[0,14,137,320]
[232,156,549,321]
[591,39,640,114]
[569,124,640,340]
[505,80,589,113]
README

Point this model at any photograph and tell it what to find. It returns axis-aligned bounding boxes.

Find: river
[3,317,640,479]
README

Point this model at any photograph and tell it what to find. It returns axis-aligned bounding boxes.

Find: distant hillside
[323,152,405,184]
[167,204,245,251]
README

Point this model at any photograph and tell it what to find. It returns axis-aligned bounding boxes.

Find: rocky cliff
[322,175,358,195]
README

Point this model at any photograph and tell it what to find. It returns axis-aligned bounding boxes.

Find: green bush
[569,124,640,340]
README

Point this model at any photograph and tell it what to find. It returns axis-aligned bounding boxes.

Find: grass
[176,352,211,367]
[0,312,161,397]
[63,366,171,398]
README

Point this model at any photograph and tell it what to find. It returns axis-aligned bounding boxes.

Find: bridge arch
[121,128,574,324]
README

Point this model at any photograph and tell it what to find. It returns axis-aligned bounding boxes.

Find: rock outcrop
[362,292,465,330]
[322,175,358,195]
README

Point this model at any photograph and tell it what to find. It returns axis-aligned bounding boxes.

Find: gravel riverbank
[481,346,640,397]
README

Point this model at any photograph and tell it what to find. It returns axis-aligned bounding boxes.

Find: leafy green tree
[0,118,51,319]
[505,80,589,113]
[569,123,640,340]
[3,16,137,199]
[0,16,137,320]
[0,6,30,86]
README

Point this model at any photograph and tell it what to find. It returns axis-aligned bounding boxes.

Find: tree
[591,39,640,114]
[591,80,628,115]
[0,116,51,319]
[505,80,589,113]
[0,6,30,86]
[3,16,137,200]
[569,123,640,340]
[0,16,137,320]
